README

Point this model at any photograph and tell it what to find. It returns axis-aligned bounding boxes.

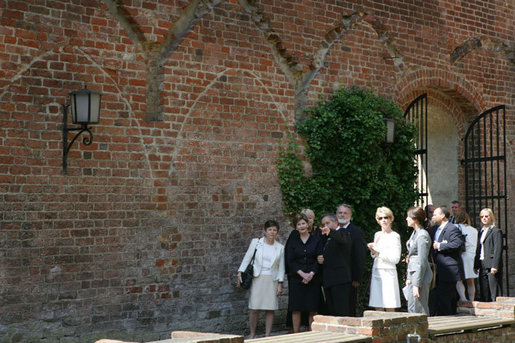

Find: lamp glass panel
[386,120,395,143]
[72,92,91,124]
[89,92,101,123]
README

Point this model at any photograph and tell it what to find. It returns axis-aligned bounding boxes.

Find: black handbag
[240,247,257,290]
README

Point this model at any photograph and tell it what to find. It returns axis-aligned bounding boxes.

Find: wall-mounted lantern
[62,87,102,174]
[382,117,395,143]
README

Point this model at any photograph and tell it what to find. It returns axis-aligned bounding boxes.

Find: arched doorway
[403,94,460,208]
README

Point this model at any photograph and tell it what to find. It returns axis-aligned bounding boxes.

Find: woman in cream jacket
[237,220,285,338]
[367,207,401,311]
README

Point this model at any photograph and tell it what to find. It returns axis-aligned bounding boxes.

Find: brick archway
[394,69,487,208]
[395,68,486,119]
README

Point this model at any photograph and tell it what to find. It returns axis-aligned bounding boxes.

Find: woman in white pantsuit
[405,206,433,315]
[368,207,401,311]
[237,220,285,338]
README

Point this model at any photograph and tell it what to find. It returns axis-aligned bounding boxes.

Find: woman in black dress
[287,213,323,332]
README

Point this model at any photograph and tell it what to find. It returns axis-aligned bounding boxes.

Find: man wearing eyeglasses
[428,206,465,316]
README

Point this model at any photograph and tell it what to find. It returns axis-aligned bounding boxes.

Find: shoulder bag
[240,245,258,290]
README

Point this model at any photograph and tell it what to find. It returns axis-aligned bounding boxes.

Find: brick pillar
[312,311,428,342]
[457,297,515,319]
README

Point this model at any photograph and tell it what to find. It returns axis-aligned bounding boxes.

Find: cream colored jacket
[370,230,401,269]
[238,237,285,282]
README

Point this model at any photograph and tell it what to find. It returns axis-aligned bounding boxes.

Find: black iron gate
[404,94,428,208]
[464,105,509,295]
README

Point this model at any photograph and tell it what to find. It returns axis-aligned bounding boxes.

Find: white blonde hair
[480,208,496,227]
[375,206,394,222]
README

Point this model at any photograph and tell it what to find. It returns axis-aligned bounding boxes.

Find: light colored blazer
[407,228,433,287]
[238,237,285,282]
[370,230,401,270]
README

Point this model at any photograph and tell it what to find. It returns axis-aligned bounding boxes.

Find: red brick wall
[0,0,513,341]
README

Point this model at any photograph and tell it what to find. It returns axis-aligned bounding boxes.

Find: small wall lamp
[382,117,395,143]
[62,87,102,174]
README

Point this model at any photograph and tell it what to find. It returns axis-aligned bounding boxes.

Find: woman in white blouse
[237,220,285,338]
[367,207,401,311]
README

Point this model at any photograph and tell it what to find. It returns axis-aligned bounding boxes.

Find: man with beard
[336,204,367,316]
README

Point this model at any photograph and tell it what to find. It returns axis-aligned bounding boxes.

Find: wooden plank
[427,315,515,335]
[247,332,370,343]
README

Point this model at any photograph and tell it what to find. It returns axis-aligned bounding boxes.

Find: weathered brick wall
[0,0,513,342]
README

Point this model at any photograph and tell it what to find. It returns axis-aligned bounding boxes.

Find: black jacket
[475,225,503,271]
[322,228,352,288]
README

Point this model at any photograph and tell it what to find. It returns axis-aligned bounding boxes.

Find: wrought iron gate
[464,105,509,295]
[404,94,428,208]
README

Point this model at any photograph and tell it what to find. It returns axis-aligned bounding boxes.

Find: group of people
[424,202,503,315]
[237,202,503,338]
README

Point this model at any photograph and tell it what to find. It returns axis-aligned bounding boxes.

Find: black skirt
[288,274,321,312]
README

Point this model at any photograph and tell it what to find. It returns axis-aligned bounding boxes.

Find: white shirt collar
[339,223,350,230]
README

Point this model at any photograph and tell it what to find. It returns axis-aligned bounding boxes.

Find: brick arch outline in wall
[239,0,405,123]
[0,50,54,102]
[101,0,225,122]
[103,0,405,124]
[167,67,291,217]
[450,37,515,66]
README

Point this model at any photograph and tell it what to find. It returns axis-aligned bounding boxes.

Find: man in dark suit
[336,204,366,317]
[449,200,462,224]
[428,206,465,315]
[474,208,503,302]
[319,213,352,316]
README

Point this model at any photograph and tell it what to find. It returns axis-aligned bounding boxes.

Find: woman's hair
[294,213,309,227]
[300,208,314,218]
[264,219,280,231]
[407,206,427,227]
[454,211,471,226]
[480,208,496,227]
[375,206,394,222]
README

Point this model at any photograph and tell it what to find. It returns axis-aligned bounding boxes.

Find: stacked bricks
[312,311,428,342]
[457,297,515,319]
